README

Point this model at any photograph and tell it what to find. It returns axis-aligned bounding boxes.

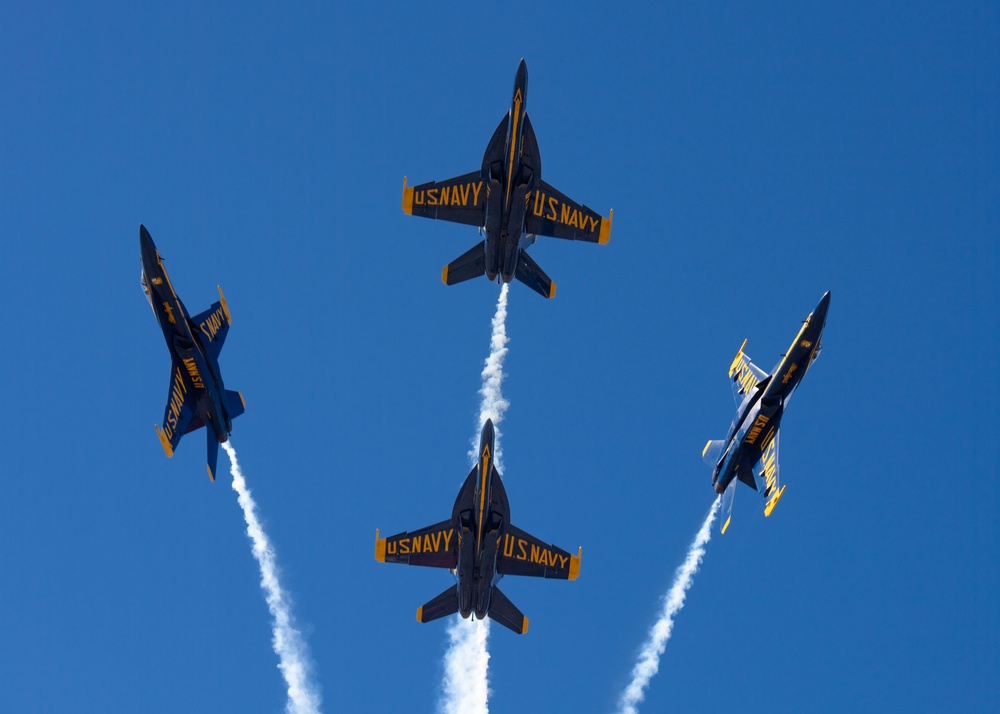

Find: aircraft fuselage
[712,291,831,494]
[140,230,233,443]
[482,58,536,284]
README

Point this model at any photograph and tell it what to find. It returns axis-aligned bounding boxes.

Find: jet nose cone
[139,224,153,249]
[812,291,831,324]
[481,419,495,442]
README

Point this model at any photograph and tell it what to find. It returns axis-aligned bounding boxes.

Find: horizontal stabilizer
[514,249,556,299]
[754,429,784,517]
[702,440,725,468]
[488,586,528,635]
[417,585,459,624]
[442,242,487,286]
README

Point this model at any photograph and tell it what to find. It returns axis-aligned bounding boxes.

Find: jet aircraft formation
[139,59,829,644]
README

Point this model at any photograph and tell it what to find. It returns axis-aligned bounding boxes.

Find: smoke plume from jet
[617,497,721,714]
[223,441,322,714]
[441,283,511,714]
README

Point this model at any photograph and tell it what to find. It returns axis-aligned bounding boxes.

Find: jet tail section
[442,242,486,286]
[513,249,556,299]
[720,479,737,534]
[488,586,528,635]
[416,585,459,624]
[206,430,220,482]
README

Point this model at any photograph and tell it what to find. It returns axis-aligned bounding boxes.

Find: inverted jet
[140,225,245,481]
[375,419,581,634]
[702,292,830,533]
[402,59,612,298]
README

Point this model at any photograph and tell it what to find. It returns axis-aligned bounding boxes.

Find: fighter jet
[140,224,245,481]
[401,59,612,299]
[375,419,581,634]
[702,291,831,533]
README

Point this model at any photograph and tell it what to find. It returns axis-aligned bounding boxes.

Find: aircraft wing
[729,340,770,406]
[497,524,580,580]
[402,172,488,226]
[524,179,611,244]
[375,519,458,569]
[755,430,786,517]
[155,359,201,457]
[190,288,232,361]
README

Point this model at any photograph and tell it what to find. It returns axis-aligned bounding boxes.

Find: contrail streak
[223,441,322,714]
[441,283,511,714]
[617,497,721,714]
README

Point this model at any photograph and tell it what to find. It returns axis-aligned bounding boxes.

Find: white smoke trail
[440,282,511,714]
[222,441,322,714]
[617,497,721,714]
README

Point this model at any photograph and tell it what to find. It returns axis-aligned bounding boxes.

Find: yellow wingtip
[764,485,787,517]
[375,529,386,562]
[442,264,449,284]
[598,208,613,244]
[728,339,749,377]
[217,286,231,324]
[568,546,582,581]
[207,464,215,482]
[702,440,713,458]
[721,516,731,534]
[402,176,414,215]
[522,616,529,634]
[155,425,174,458]
[238,392,246,409]
[416,606,423,622]
[548,280,556,299]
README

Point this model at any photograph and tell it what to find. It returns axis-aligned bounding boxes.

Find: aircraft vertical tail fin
[702,440,725,468]
[720,479,737,534]
[442,242,487,286]
[416,585,460,624]
[225,390,246,421]
[206,430,220,482]
[488,586,528,635]
[513,249,555,299]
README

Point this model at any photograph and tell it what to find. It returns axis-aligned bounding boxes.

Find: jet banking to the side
[375,419,581,634]
[140,225,245,481]
[703,292,830,534]
[402,59,612,298]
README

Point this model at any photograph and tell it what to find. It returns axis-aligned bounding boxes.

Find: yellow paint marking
[217,286,231,324]
[402,177,414,214]
[702,440,713,457]
[155,425,174,458]
[506,91,523,206]
[568,547,582,581]
[598,209,613,244]
[375,529,386,562]
[548,280,556,299]
[442,264,449,284]
[416,606,423,622]
[721,516,731,534]
[521,617,529,634]
[729,339,749,378]
[207,463,215,482]
[477,443,491,552]
[764,485,786,517]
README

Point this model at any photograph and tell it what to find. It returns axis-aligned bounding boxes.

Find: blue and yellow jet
[402,59,612,298]
[703,292,830,533]
[140,225,245,481]
[375,419,581,634]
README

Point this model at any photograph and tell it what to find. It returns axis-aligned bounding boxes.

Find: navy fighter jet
[702,292,830,534]
[140,225,245,481]
[402,59,612,298]
[375,419,581,634]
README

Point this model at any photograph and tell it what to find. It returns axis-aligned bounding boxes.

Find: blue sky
[1,2,996,711]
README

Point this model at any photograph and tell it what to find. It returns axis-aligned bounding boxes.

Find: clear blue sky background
[1,2,996,712]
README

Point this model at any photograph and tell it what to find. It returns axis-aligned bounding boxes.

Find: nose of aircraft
[814,290,831,323]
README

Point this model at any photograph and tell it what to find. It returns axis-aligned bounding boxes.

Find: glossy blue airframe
[140,225,245,481]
